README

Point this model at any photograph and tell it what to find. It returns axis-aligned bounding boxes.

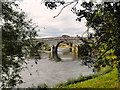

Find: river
[18,48,94,88]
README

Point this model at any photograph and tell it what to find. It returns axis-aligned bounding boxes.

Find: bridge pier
[75,45,78,59]
[78,45,80,59]
[69,43,72,52]
[76,45,80,59]
[72,44,80,60]
[72,44,76,60]
[50,45,61,61]
[50,46,55,59]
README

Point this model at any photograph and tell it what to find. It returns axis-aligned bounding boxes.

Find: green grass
[59,68,119,88]
[53,66,112,88]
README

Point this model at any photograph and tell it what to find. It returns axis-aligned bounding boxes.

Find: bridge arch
[50,40,80,61]
[56,41,64,50]
[56,41,72,53]
[55,41,73,60]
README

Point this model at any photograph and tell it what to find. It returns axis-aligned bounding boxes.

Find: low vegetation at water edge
[53,66,113,88]
[57,68,119,88]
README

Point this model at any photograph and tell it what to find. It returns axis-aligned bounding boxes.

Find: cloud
[19,0,88,38]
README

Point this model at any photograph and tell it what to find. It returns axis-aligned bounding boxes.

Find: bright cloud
[19,0,88,38]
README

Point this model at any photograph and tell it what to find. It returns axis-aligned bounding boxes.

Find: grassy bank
[53,66,113,88]
[57,68,119,88]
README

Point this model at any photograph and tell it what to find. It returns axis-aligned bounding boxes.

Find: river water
[18,48,94,88]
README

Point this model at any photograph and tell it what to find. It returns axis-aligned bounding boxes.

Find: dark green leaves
[1,1,38,88]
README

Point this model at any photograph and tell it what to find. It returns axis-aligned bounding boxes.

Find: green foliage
[79,44,91,57]
[1,1,38,88]
[78,37,93,60]
[40,44,51,51]
[74,1,120,70]
[61,68,118,88]
[76,37,96,68]
[59,43,66,47]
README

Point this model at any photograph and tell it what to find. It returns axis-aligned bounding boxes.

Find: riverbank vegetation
[58,43,72,49]
[58,67,119,88]
[53,66,113,88]
[40,44,51,51]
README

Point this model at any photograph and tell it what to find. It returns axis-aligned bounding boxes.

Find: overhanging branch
[53,0,78,18]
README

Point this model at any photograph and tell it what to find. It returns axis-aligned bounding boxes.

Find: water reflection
[18,48,94,88]
[50,48,95,67]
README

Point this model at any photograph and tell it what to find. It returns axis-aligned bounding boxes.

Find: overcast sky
[19,0,90,38]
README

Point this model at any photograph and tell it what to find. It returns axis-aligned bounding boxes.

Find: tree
[1,1,39,88]
[42,0,120,70]
[75,1,120,70]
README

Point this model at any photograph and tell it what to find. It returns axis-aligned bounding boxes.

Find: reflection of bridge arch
[35,35,85,61]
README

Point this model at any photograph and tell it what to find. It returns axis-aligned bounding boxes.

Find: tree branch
[53,1,78,18]
[97,44,115,60]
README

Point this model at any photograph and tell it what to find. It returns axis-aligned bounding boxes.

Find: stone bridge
[35,35,85,61]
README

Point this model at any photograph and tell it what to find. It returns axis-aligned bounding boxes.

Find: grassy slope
[60,68,119,88]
